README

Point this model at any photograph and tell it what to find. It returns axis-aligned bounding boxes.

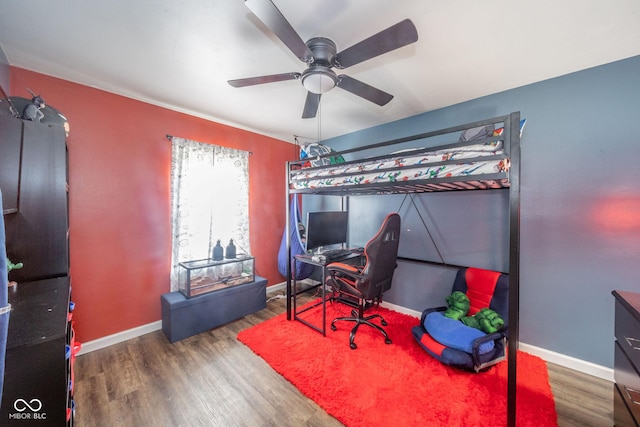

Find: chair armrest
[327,262,366,298]
[471,329,507,368]
[420,306,447,325]
[327,262,363,278]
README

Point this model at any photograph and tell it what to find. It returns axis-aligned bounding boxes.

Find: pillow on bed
[491,118,527,138]
[424,311,495,354]
[458,124,495,142]
[300,143,345,167]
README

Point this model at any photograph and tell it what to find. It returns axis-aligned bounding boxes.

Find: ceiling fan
[228,0,419,118]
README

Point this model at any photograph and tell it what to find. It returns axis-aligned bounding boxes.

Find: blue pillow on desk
[424,312,494,354]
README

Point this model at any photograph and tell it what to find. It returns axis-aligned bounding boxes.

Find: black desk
[292,252,363,335]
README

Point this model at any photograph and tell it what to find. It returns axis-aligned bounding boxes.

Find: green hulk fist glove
[444,291,470,320]
[474,308,504,334]
[461,315,480,330]
[462,308,505,333]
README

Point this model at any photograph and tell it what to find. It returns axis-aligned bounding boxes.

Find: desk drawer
[616,300,640,369]
[615,343,640,424]
[615,384,639,427]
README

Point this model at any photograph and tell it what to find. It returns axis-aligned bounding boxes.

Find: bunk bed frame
[284,111,521,427]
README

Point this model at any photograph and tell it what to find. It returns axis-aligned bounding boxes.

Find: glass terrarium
[178,256,255,298]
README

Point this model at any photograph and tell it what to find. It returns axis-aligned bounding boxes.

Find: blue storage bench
[161,276,267,343]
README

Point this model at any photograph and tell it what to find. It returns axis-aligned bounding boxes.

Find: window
[169,137,250,291]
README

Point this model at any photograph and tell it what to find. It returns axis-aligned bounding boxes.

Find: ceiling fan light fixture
[232,2,419,117]
[301,67,337,94]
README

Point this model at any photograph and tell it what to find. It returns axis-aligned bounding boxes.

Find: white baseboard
[519,342,614,382]
[77,321,162,356]
[267,281,287,293]
[77,292,613,383]
[381,301,420,317]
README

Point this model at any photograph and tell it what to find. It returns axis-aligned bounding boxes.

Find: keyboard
[320,248,353,260]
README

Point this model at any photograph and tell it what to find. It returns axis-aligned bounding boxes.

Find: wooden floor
[74,291,614,426]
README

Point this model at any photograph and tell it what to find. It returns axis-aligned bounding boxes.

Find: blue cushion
[424,312,494,354]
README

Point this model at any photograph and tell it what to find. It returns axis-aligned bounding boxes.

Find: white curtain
[170,137,250,291]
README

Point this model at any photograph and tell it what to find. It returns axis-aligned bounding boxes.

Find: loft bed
[288,114,523,196]
[284,112,522,427]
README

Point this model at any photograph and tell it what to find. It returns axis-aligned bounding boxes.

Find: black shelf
[6,277,70,348]
[1,277,71,425]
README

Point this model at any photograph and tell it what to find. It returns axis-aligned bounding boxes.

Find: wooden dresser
[613,290,640,426]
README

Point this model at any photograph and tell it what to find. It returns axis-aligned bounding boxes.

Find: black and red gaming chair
[326,213,401,349]
[412,267,509,372]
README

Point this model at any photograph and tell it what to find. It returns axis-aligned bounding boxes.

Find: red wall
[11,68,296,342]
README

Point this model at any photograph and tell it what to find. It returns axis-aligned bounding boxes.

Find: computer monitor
[305,211,348,252]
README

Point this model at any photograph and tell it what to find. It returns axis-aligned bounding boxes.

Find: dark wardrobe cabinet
[0,115,74,426]
[3,119,69,283]
[0,117,22,215]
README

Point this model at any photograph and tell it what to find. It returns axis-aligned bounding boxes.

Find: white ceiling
[0,0,639,143]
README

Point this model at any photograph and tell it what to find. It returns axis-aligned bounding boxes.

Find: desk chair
[326,213,401,349]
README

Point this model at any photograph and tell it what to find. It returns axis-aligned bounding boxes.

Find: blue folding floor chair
[411,267,509,372]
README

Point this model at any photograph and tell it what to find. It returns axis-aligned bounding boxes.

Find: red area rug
[238,300,558,427]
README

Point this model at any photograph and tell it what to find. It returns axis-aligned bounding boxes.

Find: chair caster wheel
[350,342,357,350]
[331,324,337,331]
[385,338,392,345]
[381,320,388,326]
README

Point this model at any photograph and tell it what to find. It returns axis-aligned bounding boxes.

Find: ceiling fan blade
[336,75,393,106]
[302,92,321,118]
[245,0,313,62]
[334,19,418,69]
[228,72,300,87]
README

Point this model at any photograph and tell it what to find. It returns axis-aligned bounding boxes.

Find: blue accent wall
[311,55,640,368]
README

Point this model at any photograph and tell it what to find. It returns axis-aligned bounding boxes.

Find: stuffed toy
[443,291,505,334]
[6,258,23,272]
[462,308,505,334]
[444,291,470,320]
[6,257,23,288]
